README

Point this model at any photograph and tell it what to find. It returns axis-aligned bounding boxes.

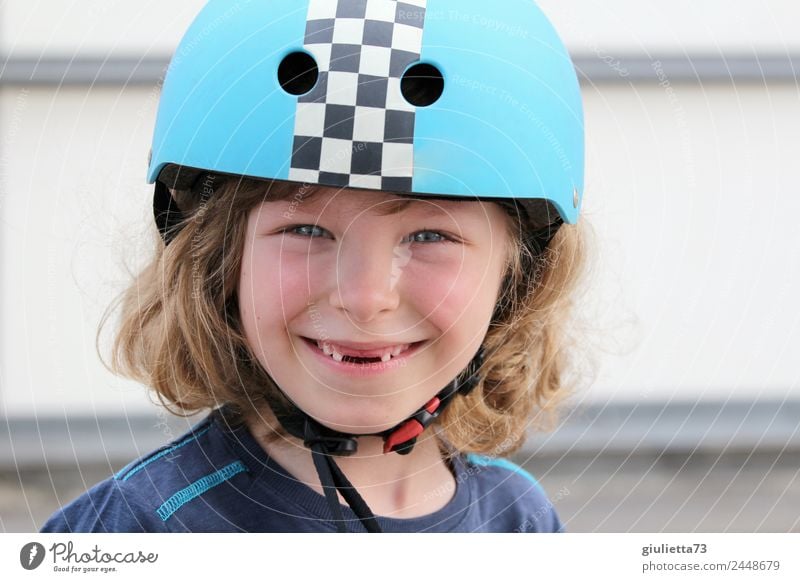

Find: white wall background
[3,0,800,54]
[581,83,800,403]
[539,0,800,53]
[1,1,799,417]
[0,86,159,417]
[0,0,207,54]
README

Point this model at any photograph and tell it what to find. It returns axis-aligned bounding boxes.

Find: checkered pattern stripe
[289,0,428,192]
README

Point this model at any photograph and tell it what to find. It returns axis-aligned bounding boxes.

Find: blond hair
[98,175,592,457]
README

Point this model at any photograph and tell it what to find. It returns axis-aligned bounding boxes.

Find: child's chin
[316,403,416,436]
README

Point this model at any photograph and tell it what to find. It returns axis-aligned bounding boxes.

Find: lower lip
[299,337,427,377]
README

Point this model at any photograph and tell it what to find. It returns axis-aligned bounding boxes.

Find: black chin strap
[305,421,381,533]
[271,346,485,533]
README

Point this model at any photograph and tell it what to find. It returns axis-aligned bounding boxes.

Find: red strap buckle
[382,397,441,454]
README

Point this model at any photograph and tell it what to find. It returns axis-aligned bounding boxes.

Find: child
[41,0,587,532]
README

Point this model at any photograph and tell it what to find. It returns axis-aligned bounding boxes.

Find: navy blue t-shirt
[40,407,564,533]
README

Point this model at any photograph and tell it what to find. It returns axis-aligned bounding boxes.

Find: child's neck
[245,411,457,520]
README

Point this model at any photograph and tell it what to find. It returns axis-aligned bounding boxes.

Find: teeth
[316,341,343,360]
[314,339,413,363]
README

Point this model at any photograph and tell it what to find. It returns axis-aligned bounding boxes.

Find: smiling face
[238,185,513,435]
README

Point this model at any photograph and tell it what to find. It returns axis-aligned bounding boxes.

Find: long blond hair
[98,175,592,457]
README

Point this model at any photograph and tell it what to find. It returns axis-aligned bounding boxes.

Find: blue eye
[406,230,450,244]
[287,225,328,238]
[285,225,454,244]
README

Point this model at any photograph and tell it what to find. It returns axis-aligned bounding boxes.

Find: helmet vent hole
[401,63,444,107]
[278,51,319,96]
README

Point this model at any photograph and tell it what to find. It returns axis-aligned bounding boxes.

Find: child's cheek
[262,253,317,315]
[239,243,314,331]
[402,257,482,322]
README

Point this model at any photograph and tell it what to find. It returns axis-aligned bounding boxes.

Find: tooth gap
[342,355,381,364]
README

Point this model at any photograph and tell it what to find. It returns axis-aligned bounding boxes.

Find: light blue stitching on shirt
[156,461,248,522]
[115,426,212,482]
[465,453,543,491]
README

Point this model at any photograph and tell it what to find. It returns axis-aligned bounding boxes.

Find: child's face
[238,186,511,434]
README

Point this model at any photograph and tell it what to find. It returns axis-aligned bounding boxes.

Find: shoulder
[40,411,247,532]
[39,471,169,533]
[461,453,566,533]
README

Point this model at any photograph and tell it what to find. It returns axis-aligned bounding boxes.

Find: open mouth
[299,336,427,365]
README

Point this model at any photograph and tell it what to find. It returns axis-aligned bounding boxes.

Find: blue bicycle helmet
[146,0,584,532]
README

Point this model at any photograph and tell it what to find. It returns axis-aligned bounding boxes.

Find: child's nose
[329,242,402,323]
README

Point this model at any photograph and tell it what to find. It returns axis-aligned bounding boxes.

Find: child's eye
[285,225,330,238]
[404,230,453,244]
[283,225,454,244]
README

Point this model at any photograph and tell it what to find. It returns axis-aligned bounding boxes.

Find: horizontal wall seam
[0,54,798,86]
[2,400,798,468]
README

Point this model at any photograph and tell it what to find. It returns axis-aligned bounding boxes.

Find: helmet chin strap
[269,346,486,533]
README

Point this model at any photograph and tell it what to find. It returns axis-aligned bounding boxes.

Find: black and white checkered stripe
[289,0,428,192]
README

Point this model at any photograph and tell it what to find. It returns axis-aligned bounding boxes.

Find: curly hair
[98,174,592,458]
